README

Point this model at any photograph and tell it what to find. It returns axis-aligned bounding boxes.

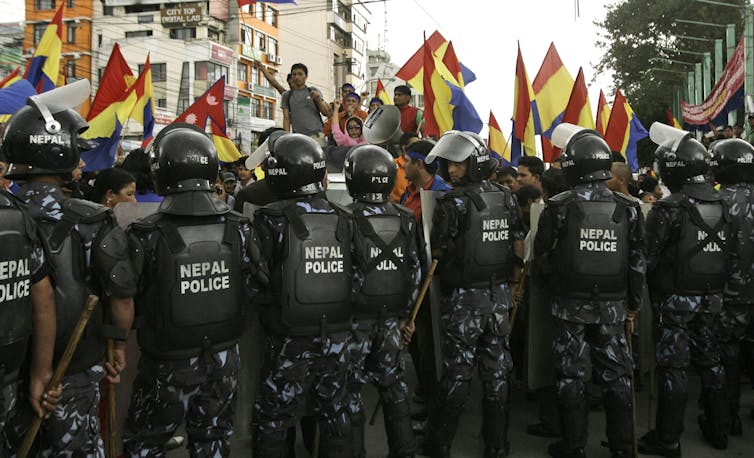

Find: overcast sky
[1,0,618,139]
[363,0,616,139]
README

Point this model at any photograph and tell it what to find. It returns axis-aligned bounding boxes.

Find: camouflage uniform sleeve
[29,229,51,284]
[93,223,138,298]
[508,191,526,242]
[724,188,753,298]
[404,218,422,317]
[627,205,647,311]
[644,206,671,275]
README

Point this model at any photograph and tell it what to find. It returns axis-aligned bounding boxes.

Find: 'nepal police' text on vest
[0,259,31,302]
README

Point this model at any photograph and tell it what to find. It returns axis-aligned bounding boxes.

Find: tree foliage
[595,0,746,167]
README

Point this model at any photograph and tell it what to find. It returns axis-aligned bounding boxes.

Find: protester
[392,132,420,203]
[90,167,137,208]
[121,148,163,203]
[281,63,331,145]
[517,155,544,193]
[330,104,366,146]
[393,85,424,135]
[368,97,384,113]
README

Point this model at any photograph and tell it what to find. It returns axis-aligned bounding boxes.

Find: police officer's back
[1,80,137,455]
[252,133,354,457]
[710,139,754,436]
[122,124,264,457]
[639,123,729,455]
[342,145,421,457]
[533,124,645,458]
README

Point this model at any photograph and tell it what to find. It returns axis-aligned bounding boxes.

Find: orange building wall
[24,0,93,113]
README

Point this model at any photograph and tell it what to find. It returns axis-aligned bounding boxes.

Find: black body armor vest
[440,185,515,288]
[550,191,631,301]
[40,199,110,374]
[134,213,245,359]
[351,205,413,319]
[261,201,352,336]
[0,193,35,381]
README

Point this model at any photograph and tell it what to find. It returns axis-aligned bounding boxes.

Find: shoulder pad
[612,191,640,207]
[547,190,575,205]
[490,182,511,194]
[62,198,110,222]
[129,212,164,232]
[256,199,288,217]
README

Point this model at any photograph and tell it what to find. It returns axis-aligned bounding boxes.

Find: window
[255,31,266,51]
[97,67,103,84]
[251,98,260,117]
[251,67,258,85]
[125,4,159,13]
[66,0,73,7]
[103,5,113,15]
[65,59,76,78]
[125,30,153,38]
[67,24,77,43]
[208,28,223,43]
[33,24,46,45]
[237,64,247,82]
[194,61,227,81]
[139,63,166,82]
[157,98,167,108]
[177,62,190,115]
[268,37,278,57]
[255,4,264,20]
[170,28,196,40]
[36,0,55,10]
[259,72,269,88]
[263,101,273,120]
[178,98,190,114]
[265,7,277,27]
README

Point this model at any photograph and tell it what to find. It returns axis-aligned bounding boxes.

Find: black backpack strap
[679,199,726,259]
[464,189,487,211]
[353,213,408,275]
[156,218,186,254]
[282,204,310,240]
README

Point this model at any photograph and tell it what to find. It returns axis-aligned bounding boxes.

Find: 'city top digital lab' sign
[160,3,202,28]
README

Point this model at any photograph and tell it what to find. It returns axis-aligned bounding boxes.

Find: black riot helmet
[551,123,613,186]
[151,123,219,195]
[264,133,326,197]
[649,122,710,186]
[709,138,754,184]
[1,80,92,179]
[424,130,495,184]
[343,144,397,203]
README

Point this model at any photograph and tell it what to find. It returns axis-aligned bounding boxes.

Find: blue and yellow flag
[25,2,64,93]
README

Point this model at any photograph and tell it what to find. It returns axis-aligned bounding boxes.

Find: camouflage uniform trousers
[653,308,726,442]
[254,331,352,456]
[5,364,105,457]
[552,317,633,451]
[718,304,753,418]
[122,344,240,458]
[428,285,513,449]
[0,380,17,458]
[347,317,414,456]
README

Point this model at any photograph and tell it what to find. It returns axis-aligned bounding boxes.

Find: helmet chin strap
[27,98,62,135]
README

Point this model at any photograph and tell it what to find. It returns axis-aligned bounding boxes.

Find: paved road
[162,363,754,457]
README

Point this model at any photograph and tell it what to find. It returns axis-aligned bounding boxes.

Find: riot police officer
[0,187,59,443]
[423,131,525,458]
[342,145,421,457]
[252,133,354,457]
[121,124,265,456]
[639,123,729,455]
[533,124,645,458]
[1,80,136,455]
[710,139,754,437]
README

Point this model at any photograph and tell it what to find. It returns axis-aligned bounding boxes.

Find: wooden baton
[18,294,100,458]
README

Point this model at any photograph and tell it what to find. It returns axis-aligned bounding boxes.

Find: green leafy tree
[595,0,746,167]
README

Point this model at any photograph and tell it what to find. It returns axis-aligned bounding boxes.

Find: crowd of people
[0,69,752,458]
